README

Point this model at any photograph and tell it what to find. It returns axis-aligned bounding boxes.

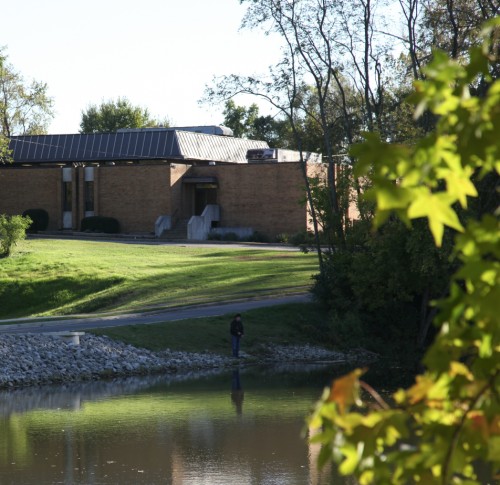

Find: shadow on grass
[0,276,124,319]
[106,258,316,309]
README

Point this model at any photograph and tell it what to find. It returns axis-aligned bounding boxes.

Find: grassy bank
[90,303,331,355]
[0,239,318,319]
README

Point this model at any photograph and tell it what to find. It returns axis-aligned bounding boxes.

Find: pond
[0,364,360,485]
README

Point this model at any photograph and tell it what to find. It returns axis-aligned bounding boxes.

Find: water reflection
[231,369,244,416]
[0,365,348,485]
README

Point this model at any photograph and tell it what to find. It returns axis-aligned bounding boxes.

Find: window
[63,182,72,211]
[85,181,94,212]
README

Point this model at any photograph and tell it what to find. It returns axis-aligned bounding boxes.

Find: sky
[2,0,282,134]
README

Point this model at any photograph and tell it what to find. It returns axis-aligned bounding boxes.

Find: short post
[48,331,85,345]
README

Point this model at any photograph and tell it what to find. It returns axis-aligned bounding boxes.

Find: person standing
[230,313,244,358]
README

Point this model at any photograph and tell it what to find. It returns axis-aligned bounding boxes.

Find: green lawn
[0,239,319,319]
[90,302,332,354]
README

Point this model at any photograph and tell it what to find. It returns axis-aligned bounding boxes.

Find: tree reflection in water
[0,365,347,484]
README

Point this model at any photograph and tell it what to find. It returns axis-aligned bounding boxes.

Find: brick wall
[0,167,62,229]
[95,164,171,233]
[0,161,332,237]
[189,162,318,237]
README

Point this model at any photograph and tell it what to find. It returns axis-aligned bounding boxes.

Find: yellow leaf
[406,375,435,405]
[431,464,442,477]
[449,361,473,380]
[339,442,363,475]
[359,470,375,485]
[328,369,365,414]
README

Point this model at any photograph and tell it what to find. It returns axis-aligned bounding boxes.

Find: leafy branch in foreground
[308,19,500,485]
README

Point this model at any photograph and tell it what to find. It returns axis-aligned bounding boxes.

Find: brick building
[0,127,326,240]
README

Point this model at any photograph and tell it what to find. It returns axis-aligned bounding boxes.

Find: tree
[206,0,403,252]
[222,99,292,146]
[419,0,498,60]
[0,47,54,137]
[397,0,500,97]
[79,97,170,134]
[308,21,500,484]
[0,133,9,163]
[0,55,11,164]
[0,214,31,258]
[222,99,258,138]
[206,0,370,263]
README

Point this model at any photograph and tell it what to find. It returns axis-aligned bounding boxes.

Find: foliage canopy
[80,97,169,134]
[0,48,54,138]
[308,20,500,485]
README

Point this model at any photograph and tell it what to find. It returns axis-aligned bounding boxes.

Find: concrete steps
[160,219,189,240]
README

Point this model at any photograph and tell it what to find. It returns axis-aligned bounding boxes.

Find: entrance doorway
[194,184,218,215]
[181,176,219,219]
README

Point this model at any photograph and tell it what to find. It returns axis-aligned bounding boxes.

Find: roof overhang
[182,176,218,185]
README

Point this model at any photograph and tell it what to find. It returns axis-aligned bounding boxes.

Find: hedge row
[80,216,120,234]
[22,209,49,232]
[20,210,121,234]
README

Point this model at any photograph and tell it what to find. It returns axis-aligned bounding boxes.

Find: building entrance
[194,184,217,216]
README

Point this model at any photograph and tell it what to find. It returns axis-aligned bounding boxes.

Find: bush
[312,219,453,356]
[81,216,120,234]
[289,230,316,246]
[221,232,239,241]
[0,214,32,258]
[207,232,222,241]
[22,208,49,232]
[247,231,270,243]
[328,310,368,349]
[274,233,289,243]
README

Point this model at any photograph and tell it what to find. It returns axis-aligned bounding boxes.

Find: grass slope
[90,303,331,354]
[0,239,318,319]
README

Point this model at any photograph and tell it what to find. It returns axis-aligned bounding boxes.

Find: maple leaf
[328,369,365,414]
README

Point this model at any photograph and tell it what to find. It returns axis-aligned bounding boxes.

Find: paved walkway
[29,234,303,251]
[0,294,312,334]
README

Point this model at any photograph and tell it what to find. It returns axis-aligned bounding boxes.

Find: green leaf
[487,437,500,461]
[339,443,362,475]
[408,192,463,245]
[375,184,414,211]
[443,168,478,208]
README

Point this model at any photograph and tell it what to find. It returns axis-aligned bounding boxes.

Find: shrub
[207,231,222,241]
[289,230,316,246]
[247,231,270,243]
[328,310,367,349]
[221,231,239,241]
[312,219,452,355]
[22,208,49,232]
[81,216,120,234]
[0,214,32,258]
[274,233,289,243]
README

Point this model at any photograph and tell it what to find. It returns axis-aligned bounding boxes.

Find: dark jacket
[230,318,244,337]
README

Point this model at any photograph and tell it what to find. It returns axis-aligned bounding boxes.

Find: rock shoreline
[0,333,377,389]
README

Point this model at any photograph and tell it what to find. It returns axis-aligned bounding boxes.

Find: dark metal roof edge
[7,130,270,164]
